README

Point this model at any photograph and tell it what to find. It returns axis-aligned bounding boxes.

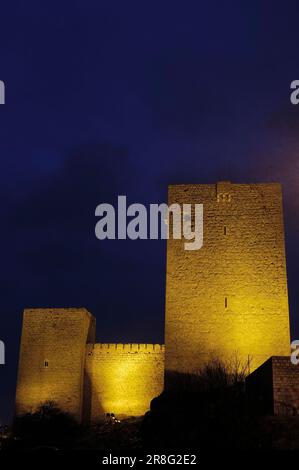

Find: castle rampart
[15,310,164,422]
[85,343,165,420]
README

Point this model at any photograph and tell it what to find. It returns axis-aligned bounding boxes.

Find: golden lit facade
[85,344,164,419]
[165,182,290,373]
[15,309,164,422]
[15,309,96,422]
[15,182,291,422]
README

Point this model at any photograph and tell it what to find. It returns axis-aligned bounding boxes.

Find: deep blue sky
[1,0,299,423]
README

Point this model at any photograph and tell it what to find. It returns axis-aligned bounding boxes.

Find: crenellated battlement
[88,343,165,352]
[85,342,165,419]
[16,309,165,422]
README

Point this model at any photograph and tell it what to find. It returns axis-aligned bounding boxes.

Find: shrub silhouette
[141,358,255,450]
[13,401,80,449]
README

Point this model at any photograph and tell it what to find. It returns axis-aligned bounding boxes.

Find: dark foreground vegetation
[142,360,299,450]
[2,360,299,452]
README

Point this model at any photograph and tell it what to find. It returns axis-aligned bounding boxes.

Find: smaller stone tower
[15,308,95,422]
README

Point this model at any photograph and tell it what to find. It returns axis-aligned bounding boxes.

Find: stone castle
[15,182,292,423]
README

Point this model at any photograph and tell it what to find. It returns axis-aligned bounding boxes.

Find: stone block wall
[272,356,299,415]
[85,343,165,421]
[165,182,290,374]
[246,356,299,415]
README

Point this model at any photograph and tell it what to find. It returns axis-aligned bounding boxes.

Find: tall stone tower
[15,308,95,421]
[165,182,290,374]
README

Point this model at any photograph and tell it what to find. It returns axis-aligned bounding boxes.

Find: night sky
[1,1,299,423]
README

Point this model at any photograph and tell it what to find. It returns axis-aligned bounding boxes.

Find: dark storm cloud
[0,139,165,337]
[8,142,130,230]
[1,142,136,284]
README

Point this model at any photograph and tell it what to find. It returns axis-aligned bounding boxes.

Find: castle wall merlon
[87,343,165,352]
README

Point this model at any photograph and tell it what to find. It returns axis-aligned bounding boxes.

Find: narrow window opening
[44,361,49,368]
[225,297,228,309]
[224,226,227,235]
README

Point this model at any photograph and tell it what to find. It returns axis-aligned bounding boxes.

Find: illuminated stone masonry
[15,182,294,422]
[165,182,290,373]
[15,308,165,423]
[85,343,165,420]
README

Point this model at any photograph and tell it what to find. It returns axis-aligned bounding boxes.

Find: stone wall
[165,182,290,374]
[85,343,165,421]
[272,356,299,414]
[246,356,299,415]
[15,310,164,423]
